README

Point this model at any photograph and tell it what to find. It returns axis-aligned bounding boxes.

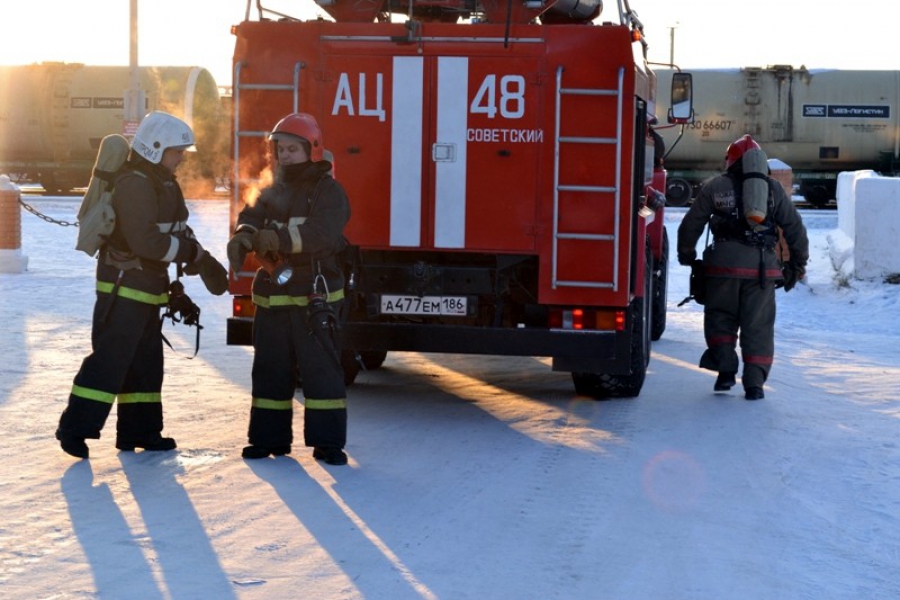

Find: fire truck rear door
[429,55,543,253]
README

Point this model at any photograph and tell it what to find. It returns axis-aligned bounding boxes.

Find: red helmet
[268,112,324,162]
[725,134,761,169]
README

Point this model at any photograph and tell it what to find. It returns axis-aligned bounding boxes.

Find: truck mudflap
[227,316,253,346]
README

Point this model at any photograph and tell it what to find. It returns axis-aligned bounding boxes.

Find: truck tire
[651,229,669,341]
[571,296,648,398]
[359,350,388,370]
[338,349,387,386]
[341,350,361,386]
[572,245,651,398]
[665,177,693,207]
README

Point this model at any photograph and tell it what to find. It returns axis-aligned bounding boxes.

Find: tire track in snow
[502,398,636,598]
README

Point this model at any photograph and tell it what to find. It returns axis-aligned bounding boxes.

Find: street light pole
[124,0,145,136]
[668,22,679,65]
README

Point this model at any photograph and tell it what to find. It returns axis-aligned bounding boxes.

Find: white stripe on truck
[434,57,468,249]
[390,56,424,246]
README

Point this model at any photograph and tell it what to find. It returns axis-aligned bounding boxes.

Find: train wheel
[665,177,693,207]
[39,172,63,195]
[800,182,832,208]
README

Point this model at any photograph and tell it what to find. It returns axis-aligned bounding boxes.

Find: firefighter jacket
[677,171,809,281]
[235,161,350,305]
[97,157,202,304]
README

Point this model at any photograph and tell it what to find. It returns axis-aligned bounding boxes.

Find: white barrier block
[853,176,900,279]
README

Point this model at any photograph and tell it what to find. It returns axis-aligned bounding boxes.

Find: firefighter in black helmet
[227,112,351,465]
[677,134,809,400]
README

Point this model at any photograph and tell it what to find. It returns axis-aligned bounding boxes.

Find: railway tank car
[0,63,229,195]
[655,66,900,207]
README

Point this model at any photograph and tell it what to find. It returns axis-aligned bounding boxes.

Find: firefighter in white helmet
[56,111,228,459]
[227,112,351,465]
[677,134,809,400]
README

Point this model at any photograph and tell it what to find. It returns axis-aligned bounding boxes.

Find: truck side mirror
[668,72,694,124]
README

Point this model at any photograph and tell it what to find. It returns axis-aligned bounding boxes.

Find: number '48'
[470,75,526,119]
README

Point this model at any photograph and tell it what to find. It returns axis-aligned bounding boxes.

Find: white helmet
[132,111,196,164]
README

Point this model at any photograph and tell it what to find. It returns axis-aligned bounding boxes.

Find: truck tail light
[548,308,626,331]
[233,296,256,318]
[572,308,584,330]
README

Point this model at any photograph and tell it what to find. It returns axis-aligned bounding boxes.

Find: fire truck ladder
[551,66,624,291]
[231,61,304,207]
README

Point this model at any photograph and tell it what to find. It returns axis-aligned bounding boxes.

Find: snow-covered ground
[1,195,898,599]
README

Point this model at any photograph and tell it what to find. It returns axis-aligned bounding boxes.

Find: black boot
[313,447,348,465]
[56,429,89,459]
[116,437,177,452]
[745,386,765,400]
[242,445,291,459]
[714,372,737,391]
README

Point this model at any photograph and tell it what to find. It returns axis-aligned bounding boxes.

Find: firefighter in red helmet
[227,112,351,465]
[677,134,809,400]
[725,134,760,169]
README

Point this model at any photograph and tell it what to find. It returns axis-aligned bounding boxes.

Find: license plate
[380,295,468,316]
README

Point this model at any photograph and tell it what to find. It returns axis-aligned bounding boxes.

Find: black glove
[689,259,706,304]
[227,230,254,272]
[195,251,229,295]
[678,251,696,267]
[782,260,806,292]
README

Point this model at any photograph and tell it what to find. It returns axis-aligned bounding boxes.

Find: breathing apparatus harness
[710,173,779,288]
[679,173,778,307]
[711,174,778,246]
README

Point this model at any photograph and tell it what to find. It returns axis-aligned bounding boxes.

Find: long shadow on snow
[245,456,440,600]
[119,452,237,599]
[61,461,164,598]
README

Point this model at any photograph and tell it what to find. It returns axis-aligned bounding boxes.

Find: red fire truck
[226,0,693,397]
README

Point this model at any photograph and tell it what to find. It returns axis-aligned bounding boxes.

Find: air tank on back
[656,66,900,206]
[0,63,228,195]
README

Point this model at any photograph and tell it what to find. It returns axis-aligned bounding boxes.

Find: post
[0,175,29,273]
[668,23,679,65]
[123,0,145,136]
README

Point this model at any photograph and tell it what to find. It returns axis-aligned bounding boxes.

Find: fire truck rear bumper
[229,319,632,373]
[342,323,632,374]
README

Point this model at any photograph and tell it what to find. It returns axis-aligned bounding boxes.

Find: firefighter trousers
[699,277,776,389]
[57,292,166,442]
[248,303,347,450]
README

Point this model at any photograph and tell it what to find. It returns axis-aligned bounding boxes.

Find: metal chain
[18,196,78,227]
